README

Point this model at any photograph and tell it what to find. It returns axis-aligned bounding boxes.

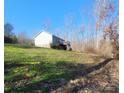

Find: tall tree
[4,23,18,43]
[94,0,119,58]
[4,23,14,37]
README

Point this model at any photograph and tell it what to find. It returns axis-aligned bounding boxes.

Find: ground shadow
[5,58,116,93]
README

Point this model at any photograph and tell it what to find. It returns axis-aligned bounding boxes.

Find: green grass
[4,44,102,93]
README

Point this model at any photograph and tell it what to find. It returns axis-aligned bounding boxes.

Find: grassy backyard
[4,44,103,93]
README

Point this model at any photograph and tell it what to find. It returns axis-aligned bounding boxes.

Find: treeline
[53,0,118,59]
[4,23,17,43]
[4,23,34,46]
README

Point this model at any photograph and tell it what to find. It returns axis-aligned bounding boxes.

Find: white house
[34,31,65,48]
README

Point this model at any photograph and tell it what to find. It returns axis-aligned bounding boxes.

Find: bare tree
[17,32,33,46]
[94,0,119,58]
[64,14,75,41]
[17,32,27,45]
[41,19,51,31]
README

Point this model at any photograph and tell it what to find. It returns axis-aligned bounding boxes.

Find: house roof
[33,30,70,43]
[52,35,65,41]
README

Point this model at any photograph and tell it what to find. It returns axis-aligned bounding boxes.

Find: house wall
[34,32,52,48]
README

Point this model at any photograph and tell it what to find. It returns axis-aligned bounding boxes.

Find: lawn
[4,44,103,93]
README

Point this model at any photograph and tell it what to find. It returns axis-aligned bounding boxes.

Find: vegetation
[17,32,34,46]
[5,44,103,93]
[95,0,119,59]
[4,0,118,92]
[59,0,119,58]
[4,23,34,46]
[4,23,18,44]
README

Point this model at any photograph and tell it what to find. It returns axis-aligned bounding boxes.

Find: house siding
[34,31,66,48]
[34,32,52,48]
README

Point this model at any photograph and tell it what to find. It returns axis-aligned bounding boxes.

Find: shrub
[4,36,13,43]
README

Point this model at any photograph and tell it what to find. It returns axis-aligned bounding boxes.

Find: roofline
[33,30,52,39]
[52,35,65,41]
[33,30,70,42]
